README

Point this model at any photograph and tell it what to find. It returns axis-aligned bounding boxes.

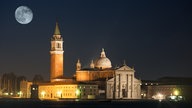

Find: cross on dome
[101,48,106,57]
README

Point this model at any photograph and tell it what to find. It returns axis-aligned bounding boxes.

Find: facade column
[119,74,121,99]
[126,74,129,98]
[113,73,116,99]
[131,74,134,98]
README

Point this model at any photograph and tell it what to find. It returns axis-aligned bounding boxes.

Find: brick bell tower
[50,22,64,82]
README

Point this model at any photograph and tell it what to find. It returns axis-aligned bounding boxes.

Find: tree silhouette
[32,74,44,84]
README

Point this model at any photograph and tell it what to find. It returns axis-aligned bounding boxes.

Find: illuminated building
[76,48,114,81]
[141,77,192,100]
[38,82,98,100]
[75,49,141,99]
[0,73,26,97]
[50,22,64,82]
[0,73,20,96]
[106,64,141,99]
[20,80,32,98]
[21,22,141,100]
[36,22,98,100]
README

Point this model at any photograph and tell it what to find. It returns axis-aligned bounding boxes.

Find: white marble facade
[106,65,141,99]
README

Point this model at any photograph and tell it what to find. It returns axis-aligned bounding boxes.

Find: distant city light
[152,93,165,101]
[168,95,183,101]
[173,89,179,96]
[157,93,164,100]
[4,92,9,96]
[170,96,176,100]
[18,91,23,97]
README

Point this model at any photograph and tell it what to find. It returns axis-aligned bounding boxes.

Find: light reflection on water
[0,99,191,108]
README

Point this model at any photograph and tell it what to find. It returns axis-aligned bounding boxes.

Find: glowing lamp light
[173,90,179,96]
[157,93,163,99]
[75,89,80,96]
[41,91,46,98]
[4,92,9,96]
[41,91,45,95]
[57,91,61,95]
[152,93,164,101]
[170,96,176,100]
[57,91,62,97]
[18,91,23,97]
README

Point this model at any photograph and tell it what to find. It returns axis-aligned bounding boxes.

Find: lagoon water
[0,98,192,108]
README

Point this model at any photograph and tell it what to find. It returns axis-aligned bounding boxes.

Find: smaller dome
[90,60,95,68]
[95,48,112,69]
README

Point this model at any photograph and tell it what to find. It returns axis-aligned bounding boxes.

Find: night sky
[0,0,192,81]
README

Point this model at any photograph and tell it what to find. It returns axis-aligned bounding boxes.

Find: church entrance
[122,89,127,97]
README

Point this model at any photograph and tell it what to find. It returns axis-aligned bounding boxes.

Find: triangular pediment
[107,77,114,82]
[116,65,133,71]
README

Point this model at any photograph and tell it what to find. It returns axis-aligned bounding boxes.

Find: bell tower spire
[50,22,64,82]
[52,22,62,41]
[54,22,60,35]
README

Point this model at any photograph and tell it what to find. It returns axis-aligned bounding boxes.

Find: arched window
[57,43,61,48]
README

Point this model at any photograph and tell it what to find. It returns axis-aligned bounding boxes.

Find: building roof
[142,77,192,85]
[54,22,60,35]
[115,64,134,71]
[79,67,115,71]
[38,80,97,86]
[51,22,63,41]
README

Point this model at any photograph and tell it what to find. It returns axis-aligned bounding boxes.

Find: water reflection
[0,98,191,108]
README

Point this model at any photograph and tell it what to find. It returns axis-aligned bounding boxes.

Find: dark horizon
[0,0,192,81]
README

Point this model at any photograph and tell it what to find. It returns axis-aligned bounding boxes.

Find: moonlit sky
[0,0,192,81]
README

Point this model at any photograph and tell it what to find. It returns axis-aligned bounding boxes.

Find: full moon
[15,6,33,24]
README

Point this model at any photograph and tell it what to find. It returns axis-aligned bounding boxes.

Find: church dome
[95,48,112,69]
